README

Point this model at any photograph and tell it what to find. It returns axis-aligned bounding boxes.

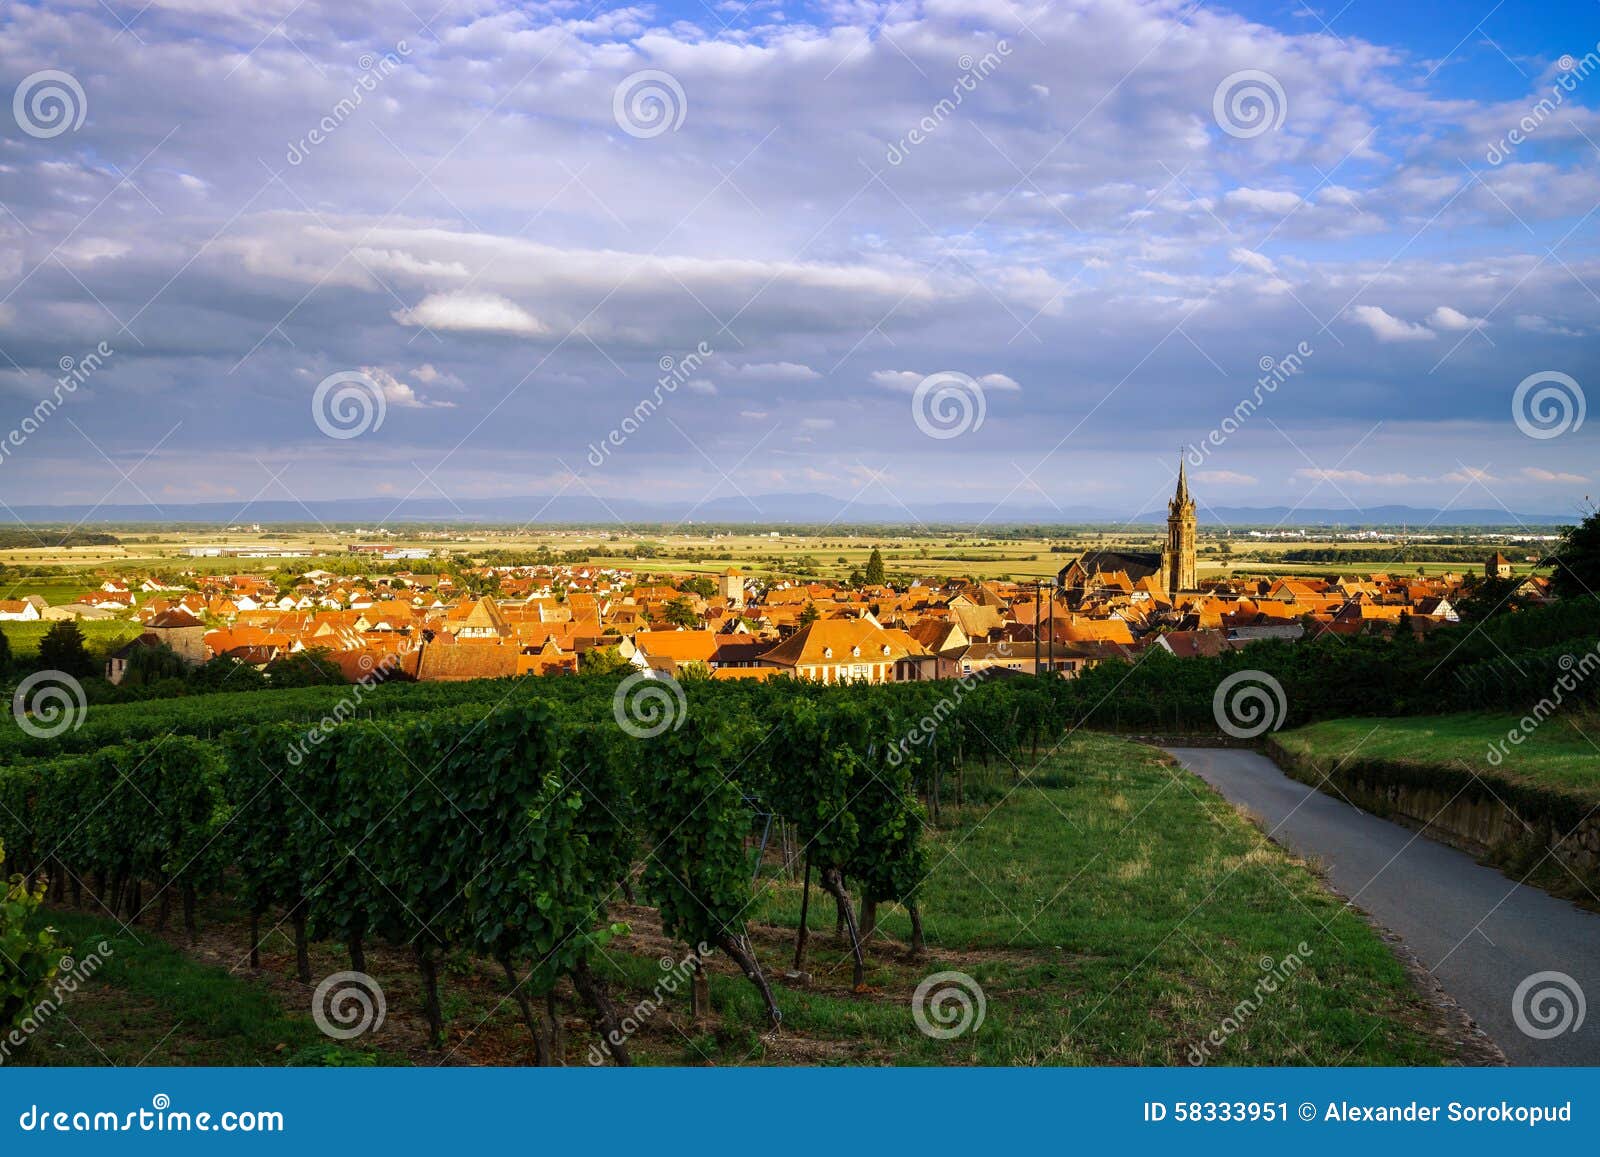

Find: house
[0,599,40,621]
[146,609,208,663]
[757,619,926,684]
[1487,552,1514,579]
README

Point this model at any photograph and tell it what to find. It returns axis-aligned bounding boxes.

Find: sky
[1,0,1597,522]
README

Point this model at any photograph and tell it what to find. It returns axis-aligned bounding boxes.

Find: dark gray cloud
[0,0,1595,518]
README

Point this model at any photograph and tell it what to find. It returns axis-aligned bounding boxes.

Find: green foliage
[863,547,886,586]
[0,841,63,1050]
[1549,506,1600,600]
[659,597,699,628]
[121,642,190,687]
[37,620,95,680]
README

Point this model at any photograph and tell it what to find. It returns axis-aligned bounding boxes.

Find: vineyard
[5,595,1593,1063]
[0,670,1088,1063]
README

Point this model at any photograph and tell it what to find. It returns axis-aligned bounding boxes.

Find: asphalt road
[1167,746,1600,1065]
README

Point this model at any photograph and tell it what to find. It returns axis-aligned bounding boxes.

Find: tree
[265,647,344,687]
[798,602,821,626]
[122,641,189,687]
[863,547,886,586]
[0,627,10,675]
[581,645,631,676]
[679,576,716,599]
[37,620,94,679]
[661,597,699,628]
[1453,574,1526,622]
[1548,505,1600,600]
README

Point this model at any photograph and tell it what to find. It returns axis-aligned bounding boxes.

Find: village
[0,470,1551,690]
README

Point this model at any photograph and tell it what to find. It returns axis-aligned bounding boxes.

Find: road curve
[1167,746,1600,1066]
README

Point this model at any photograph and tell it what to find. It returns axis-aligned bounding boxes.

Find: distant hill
[0,493,1572,528]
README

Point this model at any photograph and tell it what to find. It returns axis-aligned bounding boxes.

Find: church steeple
[1164,457,1197,595]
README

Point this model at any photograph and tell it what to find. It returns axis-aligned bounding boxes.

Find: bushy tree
[37,620,94,679]
[1549,506,1600,600]
[864,547,886,586]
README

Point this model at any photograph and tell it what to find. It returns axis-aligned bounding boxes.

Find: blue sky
[1,0,1597,520]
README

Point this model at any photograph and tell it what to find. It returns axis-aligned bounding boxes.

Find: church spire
[1174,455,1190,504]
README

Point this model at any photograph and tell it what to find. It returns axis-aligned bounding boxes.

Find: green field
[1276,713,1600,805]
[0,619,143,661]
[22,737,1462,1067]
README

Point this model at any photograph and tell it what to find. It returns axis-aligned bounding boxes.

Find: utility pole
[1034,579,1041,674]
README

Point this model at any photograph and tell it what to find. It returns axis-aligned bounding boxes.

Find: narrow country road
[1166,746,1600,1066]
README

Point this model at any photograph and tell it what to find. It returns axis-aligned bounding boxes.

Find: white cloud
[1224,188,1302,215]
[1195,470,1257,485]
[1428,306,1484,331]
[870,370,1020,392]
[685,379,717,394]
[730,361,821,382]
[1522,466,1589,483]
[360,366,456,409]
[1229,248,1277,275]
[391,292,547,336]
[1349,305,1436,342]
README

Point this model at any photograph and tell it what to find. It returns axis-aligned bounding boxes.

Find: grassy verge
[1275,713,1600,804]
[1271,715,1600,910]
[15,736,1464,1067]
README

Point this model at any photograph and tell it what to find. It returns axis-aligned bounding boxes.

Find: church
[1057,461,1198,601]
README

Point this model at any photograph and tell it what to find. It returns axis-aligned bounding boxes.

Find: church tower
[1164,459,1197,595]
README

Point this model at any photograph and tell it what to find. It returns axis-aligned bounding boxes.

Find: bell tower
[1164,458,1197,595]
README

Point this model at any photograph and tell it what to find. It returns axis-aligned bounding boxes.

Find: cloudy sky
[1,0,1597,521]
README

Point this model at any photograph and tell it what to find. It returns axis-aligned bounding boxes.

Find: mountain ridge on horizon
[0,491,1576,527]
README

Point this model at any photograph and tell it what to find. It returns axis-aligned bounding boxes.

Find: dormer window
[851,645,861,657]
[823,646,833,659]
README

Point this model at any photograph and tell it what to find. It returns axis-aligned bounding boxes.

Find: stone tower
[1164,459,1197,595]
[719,567,745,608]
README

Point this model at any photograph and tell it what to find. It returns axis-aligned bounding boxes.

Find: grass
[15,910,396,1067]
[1,620,144,662]
[12,736,1463,1067]
[1276,713,1600,804]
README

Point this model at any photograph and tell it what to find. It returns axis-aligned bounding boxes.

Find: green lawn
[13,737,1462,1067]
[1276,713,1600,804]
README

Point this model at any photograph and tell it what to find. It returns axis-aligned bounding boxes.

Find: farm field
[0,524,1550,594]
[19,737,1466,1067]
